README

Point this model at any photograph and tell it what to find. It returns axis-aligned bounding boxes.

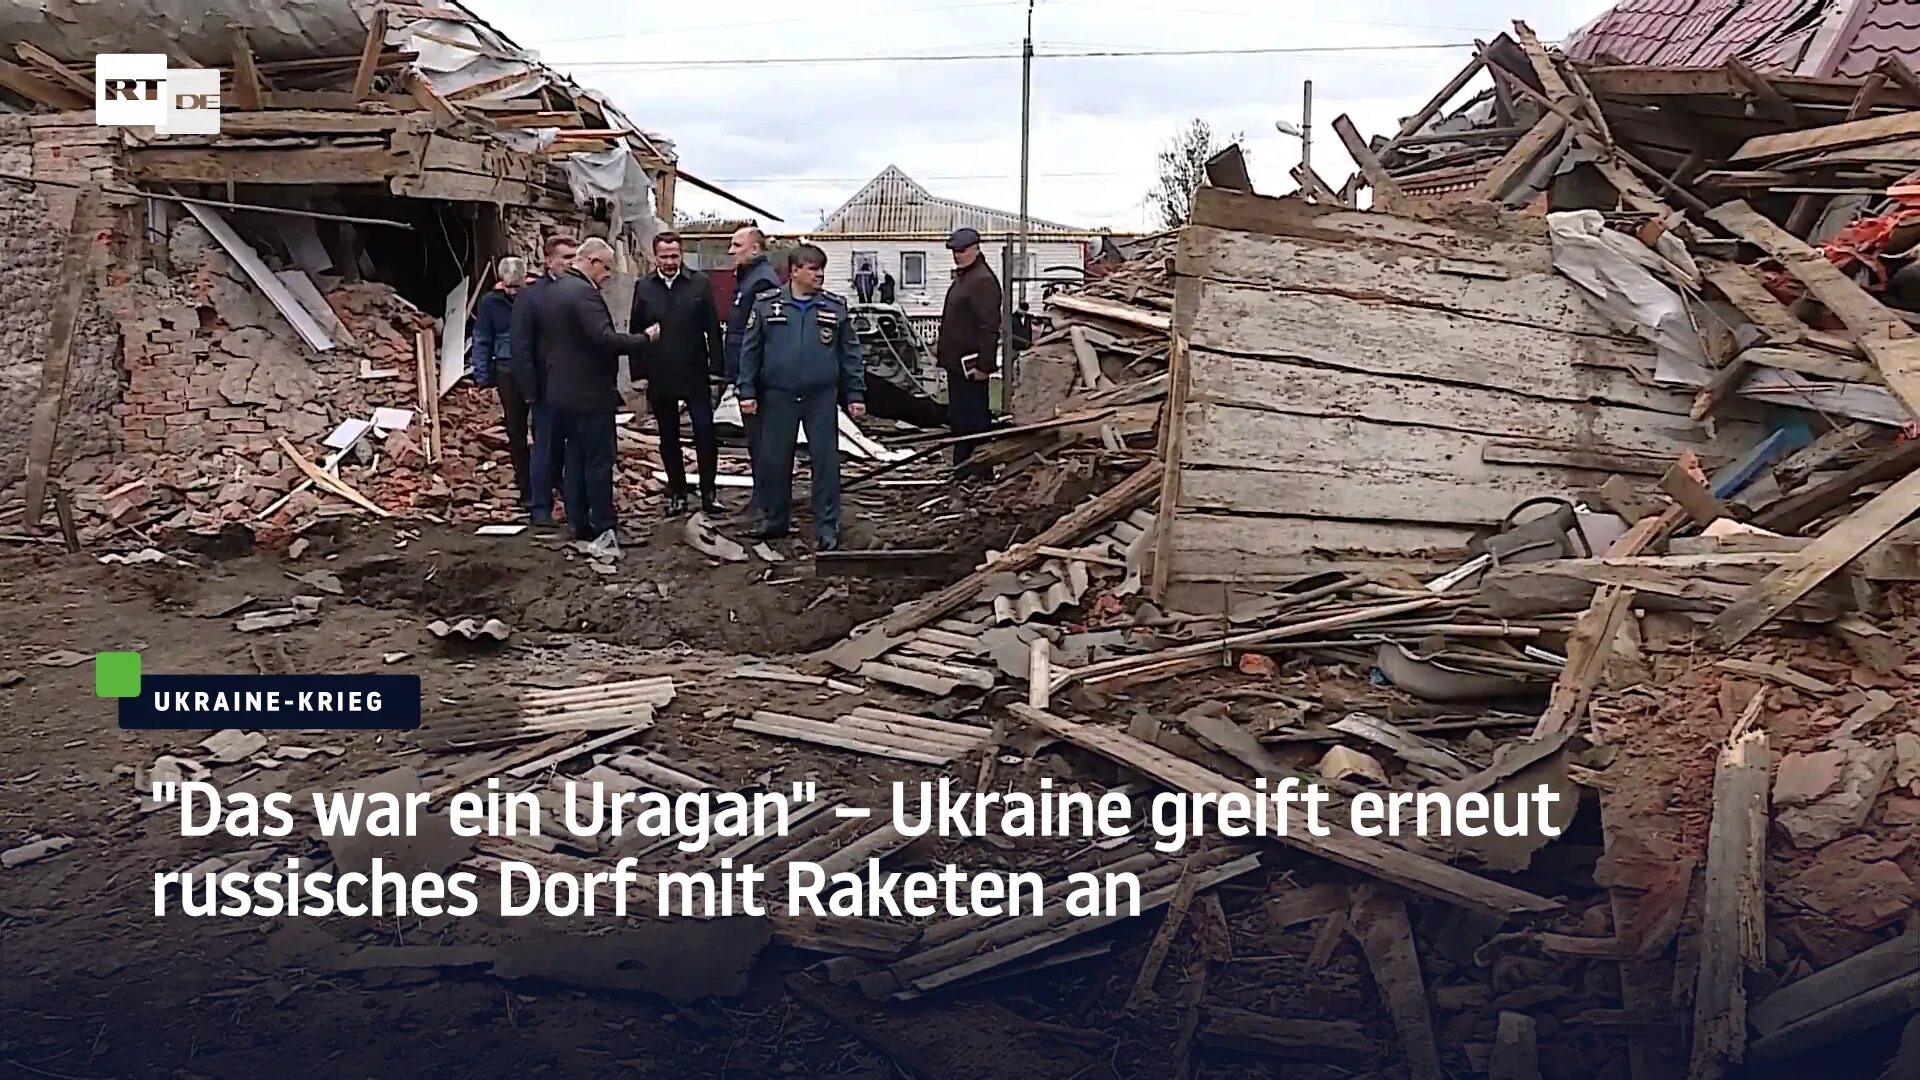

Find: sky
[468,0,1617,232]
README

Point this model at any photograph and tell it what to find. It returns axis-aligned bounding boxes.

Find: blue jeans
[529,402,564,518]
[757,386,841,542]
[554,408,617,539]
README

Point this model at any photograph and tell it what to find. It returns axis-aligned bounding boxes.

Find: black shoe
[530,512,560,530]
[744,523,790,541]
[700,485,724,514]
[667,492,688,516]
[816,535,840,553]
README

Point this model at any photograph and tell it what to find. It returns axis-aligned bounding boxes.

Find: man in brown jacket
[936,227,1001,469]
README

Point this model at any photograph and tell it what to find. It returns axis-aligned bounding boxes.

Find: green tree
[1148,119,1245,229]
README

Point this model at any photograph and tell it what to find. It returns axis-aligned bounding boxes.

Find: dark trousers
[496,372,533,505]
[757,386,842,542]
[554,407,618,539]
[530,401,564,518]
[948,373,992,465]
[651,384,718,494]
[742,410,764,516]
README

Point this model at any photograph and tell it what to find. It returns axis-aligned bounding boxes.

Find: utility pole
[1301,79,1313,175]
[1017,0,1034,311]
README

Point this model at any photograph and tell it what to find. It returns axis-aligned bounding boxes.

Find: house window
[901,251,926,288]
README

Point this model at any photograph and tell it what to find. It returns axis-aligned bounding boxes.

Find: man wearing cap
[936,227,1001,471]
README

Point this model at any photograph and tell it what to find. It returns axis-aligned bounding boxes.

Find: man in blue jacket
[508,236,578,528]
[471,256,531,510]
[724,226,783,523]
[737,244,865,551]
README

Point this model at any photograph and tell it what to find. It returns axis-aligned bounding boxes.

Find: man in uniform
[509,235,578,528]
[737,243,865,551]
[724,227,783,523]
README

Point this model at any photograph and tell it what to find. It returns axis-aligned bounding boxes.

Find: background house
[806,166,1110,348]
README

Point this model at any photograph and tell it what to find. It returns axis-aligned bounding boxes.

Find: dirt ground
[4,466,1340,1080]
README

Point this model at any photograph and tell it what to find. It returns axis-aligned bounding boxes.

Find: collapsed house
[0,0,777,538]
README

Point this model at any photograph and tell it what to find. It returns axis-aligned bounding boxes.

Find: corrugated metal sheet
[1830,0,1920,76]
[1684,0,1828,67]
[1566,0,1705,64]
[818,165,1084,235]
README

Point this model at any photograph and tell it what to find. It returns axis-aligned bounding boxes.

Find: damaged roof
[1565,0,1920,75]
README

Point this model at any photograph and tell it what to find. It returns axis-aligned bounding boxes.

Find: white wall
[813,239,1088,317]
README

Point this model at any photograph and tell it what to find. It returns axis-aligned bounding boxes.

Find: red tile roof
[1566,0,1831,70]
[1830,0,1920,77]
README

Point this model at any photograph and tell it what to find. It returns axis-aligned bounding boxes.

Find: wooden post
[23,185,100,528]
[351,8,388,102]
[1690,728,1770,1078]
[228,25,264,109]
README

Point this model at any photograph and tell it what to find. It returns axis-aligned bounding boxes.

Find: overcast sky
[469,0,1614,232]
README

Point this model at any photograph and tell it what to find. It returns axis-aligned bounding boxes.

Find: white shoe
[587,529,622,561]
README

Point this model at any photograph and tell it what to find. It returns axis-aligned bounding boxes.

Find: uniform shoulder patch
[819,289,847,305]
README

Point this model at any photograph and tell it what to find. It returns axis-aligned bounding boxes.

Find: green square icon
[95,652,142,698]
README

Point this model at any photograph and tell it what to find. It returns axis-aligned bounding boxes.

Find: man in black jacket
[937,227,1001,471]
[534,237,651,546]
[508,235,578,528]
[629,231,727,515]
[725,227,783,522]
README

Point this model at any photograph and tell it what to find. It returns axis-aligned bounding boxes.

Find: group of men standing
[469,222,1005,553]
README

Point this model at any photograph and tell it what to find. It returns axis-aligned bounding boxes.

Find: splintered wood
[1690,729,1770,1080]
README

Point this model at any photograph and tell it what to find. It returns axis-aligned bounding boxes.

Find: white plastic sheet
[1548,209,1709,386]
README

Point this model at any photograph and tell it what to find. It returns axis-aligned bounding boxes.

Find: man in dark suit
[629,231,727,515]
[533,237,651,548]
[508,235,578,528]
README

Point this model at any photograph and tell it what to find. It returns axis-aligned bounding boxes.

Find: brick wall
[0,115,125,491]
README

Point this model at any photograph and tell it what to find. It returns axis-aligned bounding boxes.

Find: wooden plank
[1333,113,1407,213]
[1755,437,1920,533]
[1707,264,1805,343]
[504,724,651,780]
[1469,114,1568,202]
[1012,706,1559,918]
[1170,513,1473,575]
[228,26,264,109]
[1178,225,1613,337]
[212,111,410,135]
[737,712,954,766]
[1659,460,1731,525]
[1705,203,1896,335]
[1151,332,1191,601]
[277,437,392,517]
[1185,351,1711,455]
[179,202,335,352]
[13,44,92,96]
[1180,462,1597,528]
[130,145,415,184]
[1726,57,1799,125]
[0,57,90,109]
[1706,464,1920,648]
[1732,110,1920,162]
[1123,859,1198,1011]
[350,9,387,101]
[1185,277,1688,414]
[1381,55,1487,154]
[1483,442,1689,477]
[1741,345,1879,383]
[1532,585,1634,739]
[1044,293,1170,334]
[21,185,99,528]
[1750,931,1920,1037]
[1349,887,1443,1080]
[1690,728,1770,1080]
[1856,335,1920,423]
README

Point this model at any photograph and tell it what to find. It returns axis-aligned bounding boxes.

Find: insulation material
[563,148,659,234]
[384,16,549,101]
[1548,209,1710,385]
[4,0,369,64]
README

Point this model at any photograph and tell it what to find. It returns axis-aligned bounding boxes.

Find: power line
[549,40,1484,70]
[700,171,1132,183]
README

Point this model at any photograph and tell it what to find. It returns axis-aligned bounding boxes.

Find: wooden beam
[1349,888,1444,1080]
[1380,55,1486,154]
[1203,143,1252,192]
[1732,111,1920,162]
[0,57,91,110]
[1706,464,1920,649]
[1847,72,1888,121]
[1708,200,1907,341]
[352,8,388,102]
[13,44,92,97]
[1332,114,1408,213]
[1659,461,1731,526]
[1726,58,1799,125]
[1706,263,1805,343]
[1150,333,1190,602]
[130,145,416,184]
[1469,113,1567,202]
[1754,437,1920,533]
[1690,727,1770,1079]
[1879,55,1920,101]
[1012,705,1560,918]
[228,25,264,110]
[22,186,99,528]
